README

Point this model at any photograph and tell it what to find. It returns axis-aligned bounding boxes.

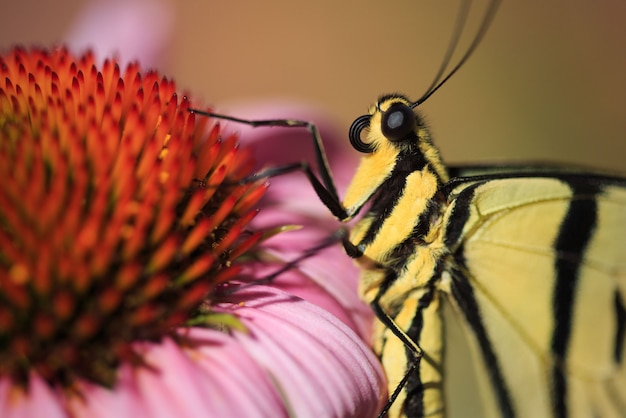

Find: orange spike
[147,236,180,274]
[141,273,169,300]
[32,246,52,295]
[0,307,14,333]
[212,209,258,256]
[181,218,213,255]
[98,287,123,314]
[115,262,142,291]
[150,208,176,245]
[179,190,206,227]
[213,263,244,285]
[206,194,237,232]
[177,281,213,311]
[72,314,99,340]
[53,291,75,320]
[234,183,268,215]
[202,164,227,202]
[227,230,263,262]
[177,255,216,285]
[130,304,160,326]
[34,313,55,339]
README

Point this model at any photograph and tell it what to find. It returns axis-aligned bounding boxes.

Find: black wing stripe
[550,182,600,418]
[450,265,516,418]
[443,182,483,249]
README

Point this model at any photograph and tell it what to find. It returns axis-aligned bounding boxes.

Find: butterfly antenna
[419,0,473,100]
[412,0,502,108]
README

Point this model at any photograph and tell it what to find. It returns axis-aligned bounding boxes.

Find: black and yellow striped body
[342,95,626,417]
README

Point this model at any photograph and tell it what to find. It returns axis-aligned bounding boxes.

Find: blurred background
[1,0,624,171]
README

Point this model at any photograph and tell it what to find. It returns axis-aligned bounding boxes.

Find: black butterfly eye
[381,103,416,142]
[349,114,375,153]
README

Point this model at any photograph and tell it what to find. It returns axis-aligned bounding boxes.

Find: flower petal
[64,0,175,68]
[247,225,375,341]
[218,285,385,417]
[0,375,66,418]
[64,334,286,417]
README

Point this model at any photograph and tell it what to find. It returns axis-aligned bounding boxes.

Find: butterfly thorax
[342,95,450,310]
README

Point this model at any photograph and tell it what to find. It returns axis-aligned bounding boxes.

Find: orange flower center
[0,47,265,388]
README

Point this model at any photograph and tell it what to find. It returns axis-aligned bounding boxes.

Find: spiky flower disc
[0,47,266,389]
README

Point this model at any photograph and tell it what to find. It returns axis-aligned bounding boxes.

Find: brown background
[1,0,625,172]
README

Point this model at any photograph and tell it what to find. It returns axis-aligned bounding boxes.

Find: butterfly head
[349,94,428,156]
[342,94,448,216]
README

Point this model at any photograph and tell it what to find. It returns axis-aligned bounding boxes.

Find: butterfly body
[344,94,626,417]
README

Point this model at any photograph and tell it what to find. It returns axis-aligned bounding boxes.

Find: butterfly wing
[442,172,626,417]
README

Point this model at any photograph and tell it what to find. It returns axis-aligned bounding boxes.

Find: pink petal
[0,375,66,418]
[247,225,375,341]
[218,285,385,417]
[64,0,175,68]
[66,335,286,417]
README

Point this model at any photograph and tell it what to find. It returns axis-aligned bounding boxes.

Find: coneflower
[0,47,384,417]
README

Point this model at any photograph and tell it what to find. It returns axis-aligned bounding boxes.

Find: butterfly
[191,0,626,416]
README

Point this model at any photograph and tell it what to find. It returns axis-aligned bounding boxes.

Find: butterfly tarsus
[342,233,364,258]
[377,359,419,418]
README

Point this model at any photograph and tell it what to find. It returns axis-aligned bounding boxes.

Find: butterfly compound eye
[349,114,375,153]
[381,103,416,142]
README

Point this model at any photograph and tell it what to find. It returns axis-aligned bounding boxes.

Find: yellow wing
[442,173,626,418]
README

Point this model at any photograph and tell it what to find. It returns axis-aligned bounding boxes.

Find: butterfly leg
[188,108,351,220]
[372,282,445,418]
